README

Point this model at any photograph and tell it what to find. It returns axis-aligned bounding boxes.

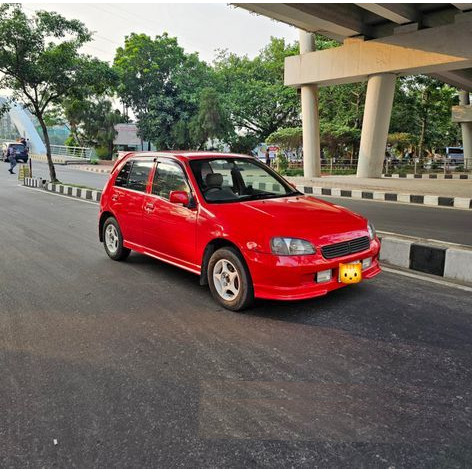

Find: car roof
[126,151,254,161]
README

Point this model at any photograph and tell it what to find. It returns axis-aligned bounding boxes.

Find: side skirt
[124,240,201,275]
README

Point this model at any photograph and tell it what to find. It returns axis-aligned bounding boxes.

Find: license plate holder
[339,262,362,284]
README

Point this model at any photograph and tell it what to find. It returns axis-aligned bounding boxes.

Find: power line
[20,5,117,59]
[88,4,156,36]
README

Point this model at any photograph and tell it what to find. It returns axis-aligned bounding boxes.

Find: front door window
[152,161,190,198]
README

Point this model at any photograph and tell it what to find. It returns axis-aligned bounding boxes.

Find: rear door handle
[144,203,155,213]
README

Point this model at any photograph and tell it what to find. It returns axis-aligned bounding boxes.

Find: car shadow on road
[121,253,472,351]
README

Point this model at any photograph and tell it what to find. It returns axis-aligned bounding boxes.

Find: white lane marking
[20,185,99,206]
[382,266,472,293]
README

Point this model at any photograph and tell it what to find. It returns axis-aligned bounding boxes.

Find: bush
[64,135,79,147]
[95,146,111,160]
[275,151,289,174]
[284,168,304,177]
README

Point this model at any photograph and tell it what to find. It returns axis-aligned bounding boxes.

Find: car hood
[218,195,369,247]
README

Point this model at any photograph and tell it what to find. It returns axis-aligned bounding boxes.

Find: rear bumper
[244,238,381,301]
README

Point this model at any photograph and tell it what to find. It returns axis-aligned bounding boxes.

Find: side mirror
[169,190,190,206]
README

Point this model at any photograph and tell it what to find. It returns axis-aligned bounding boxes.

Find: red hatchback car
[99,152,381,310]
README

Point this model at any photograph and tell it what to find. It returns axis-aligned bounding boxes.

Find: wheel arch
[99,211,115,242]
[200,238,246,286]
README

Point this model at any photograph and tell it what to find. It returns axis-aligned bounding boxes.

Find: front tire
[208,247,254,311]
[103,216,130,261]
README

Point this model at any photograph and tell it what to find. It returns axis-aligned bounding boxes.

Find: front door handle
[111,194,119,202]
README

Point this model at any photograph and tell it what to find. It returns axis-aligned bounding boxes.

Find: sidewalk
[290,175,472,199]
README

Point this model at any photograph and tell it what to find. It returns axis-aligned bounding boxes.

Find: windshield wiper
[238,192,281,201]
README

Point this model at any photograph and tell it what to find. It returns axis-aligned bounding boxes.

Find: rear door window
[114,160,153,192]
[127,161,154,192]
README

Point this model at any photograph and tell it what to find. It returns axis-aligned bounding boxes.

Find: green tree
[114,32,213,149]
[266,127,303,149]
[390,76,460,158]
[189,88,231,148]
[214,37,301,144]
[0,4,114,181]
[63,98,121,159]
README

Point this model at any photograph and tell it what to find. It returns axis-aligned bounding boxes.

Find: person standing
[265,150,271,167]
[7,146,17,174]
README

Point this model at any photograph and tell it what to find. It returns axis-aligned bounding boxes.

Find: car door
[142,158,198,269]
[108,159,153,247]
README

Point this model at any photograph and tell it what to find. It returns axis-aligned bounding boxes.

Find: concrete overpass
[235,3,472,178]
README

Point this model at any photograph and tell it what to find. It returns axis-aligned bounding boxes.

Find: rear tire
[208,247,254,311]
[103,216,130,261]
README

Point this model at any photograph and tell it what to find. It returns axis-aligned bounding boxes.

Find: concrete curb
[378,232,472,283]
[24,177,44,188]
[68,165,112,173]
[296,185,472,210]
[45,182,102,202]
[23,178,102,203]
[383,173,470,179]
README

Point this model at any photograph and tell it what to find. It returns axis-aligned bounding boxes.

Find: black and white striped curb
[68,165,112,173]
[296,185,472,210]
[45,182,102,202]
[378,232,472,284]
[383,173,470,179]
[24,177,44,188]
[23,178,102,202]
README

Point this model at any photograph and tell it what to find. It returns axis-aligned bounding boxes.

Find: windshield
[189,157,300,203]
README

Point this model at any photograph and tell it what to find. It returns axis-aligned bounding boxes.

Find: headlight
[270,237,316,255]
[367,221,376,240]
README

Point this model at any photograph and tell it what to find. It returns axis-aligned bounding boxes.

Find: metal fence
[50,145,93,159]
[288,159,472,175]
[288,160,358,174]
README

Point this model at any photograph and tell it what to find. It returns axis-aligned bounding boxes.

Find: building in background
[114,123,154,152]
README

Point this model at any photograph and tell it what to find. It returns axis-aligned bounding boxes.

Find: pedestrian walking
[7,146,17,174]
[265,150,271,167]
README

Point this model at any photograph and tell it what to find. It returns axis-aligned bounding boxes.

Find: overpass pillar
[299,31,321,178]
[357,73,396,178]
[459,90,472,170]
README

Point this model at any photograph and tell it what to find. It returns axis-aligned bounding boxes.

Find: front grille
[321,236,370,259]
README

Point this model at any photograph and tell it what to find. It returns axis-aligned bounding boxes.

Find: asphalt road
[1,168,472,467]
[323,196,472,245]
[29,161,472,245]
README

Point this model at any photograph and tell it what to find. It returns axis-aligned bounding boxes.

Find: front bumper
[244,238,381,301]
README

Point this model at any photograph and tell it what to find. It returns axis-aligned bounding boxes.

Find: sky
[22,3,300,64]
